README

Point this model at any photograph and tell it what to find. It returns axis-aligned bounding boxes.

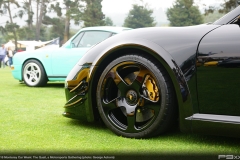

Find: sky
[102,0,220,13]
[0,0,222,28]
[101,0,221,26]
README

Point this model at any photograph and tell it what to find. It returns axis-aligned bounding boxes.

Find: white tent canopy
[4,38,59,51]
[17,40,53,47]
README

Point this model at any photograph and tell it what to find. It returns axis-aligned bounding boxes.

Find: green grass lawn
[1,68,240,159]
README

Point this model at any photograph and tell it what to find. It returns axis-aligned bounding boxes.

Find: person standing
[7,47,13,67]
[0,44,7,68]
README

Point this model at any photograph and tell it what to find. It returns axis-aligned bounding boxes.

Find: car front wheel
[22,60,48,87]
[96,54,176,138]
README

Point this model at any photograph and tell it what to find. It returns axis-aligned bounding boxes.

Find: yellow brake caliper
[143,75,160,102]
[136,75,160,121]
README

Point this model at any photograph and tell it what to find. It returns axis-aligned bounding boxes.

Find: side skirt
[47,76,66,81]
[186,114,240,137]
[48,76,66,78]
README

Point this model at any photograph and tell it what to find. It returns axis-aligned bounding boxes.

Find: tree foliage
[35,0,48,41]
[0,26,6,35]
[123,3,156,28]
[49,0,84,43]
[105,17,114,26]
[17,0,34,29]
[0,0,20,49]
[203,10,224,23]
[18,25,46,41]
[166,0,203,26]
[204,0,239,15]
[16,0,49,41]
[82,0,105,27]
[43,16,65,42]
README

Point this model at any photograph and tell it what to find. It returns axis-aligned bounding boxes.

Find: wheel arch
[88,40,193,132]
[21,58,48,81]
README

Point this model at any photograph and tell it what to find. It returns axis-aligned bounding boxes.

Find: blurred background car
[12,26,131,87]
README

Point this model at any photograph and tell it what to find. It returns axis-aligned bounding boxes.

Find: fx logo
[218,155,240,159]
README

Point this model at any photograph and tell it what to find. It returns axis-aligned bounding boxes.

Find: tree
[17,0,34,29]
[203,10,224,23]
[166,0,203,26]
[17,25,47,41]
[204,0,239,15]
[15,0,49,41]
[105,17,114,26]
[50,0,84,43]
[0,32,4,44]
[82,0,105,27]
[0,26,6,35]
[43,16,65,42]
[0,0,20,49]
[35,0,47,41]
[123,3,156,28]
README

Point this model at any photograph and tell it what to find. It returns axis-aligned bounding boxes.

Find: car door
[51,31,113,77]
[197,22,240,116]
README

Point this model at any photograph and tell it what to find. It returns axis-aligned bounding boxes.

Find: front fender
[86,38,193,132]
[12,54,46,81]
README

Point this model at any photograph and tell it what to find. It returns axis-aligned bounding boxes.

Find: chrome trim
[70,81,83,93]
[186,114,240,124]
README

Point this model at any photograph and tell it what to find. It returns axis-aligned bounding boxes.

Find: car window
[71,32,84,48]
[78,31,112,48]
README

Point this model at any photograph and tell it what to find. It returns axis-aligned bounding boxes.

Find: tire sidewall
[22,60,47,87]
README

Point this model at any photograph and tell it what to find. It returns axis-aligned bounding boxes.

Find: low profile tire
[22,60,48,87]
[96,54,176,138]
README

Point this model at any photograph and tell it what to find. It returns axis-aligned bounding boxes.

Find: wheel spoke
[102,101,117,115]
[116,82,129,98]
[33,72,39,78]
[30,77,35,82]
[125,114,136,132]
[115,64,140,86]
[146,104,159,111]
[34,69,40,74]
[25,70,31,75]
[117,97,137,114]
[101,73,121,114]
[143,104,160,116]
[30,66,35,71]
[101,77,119,103]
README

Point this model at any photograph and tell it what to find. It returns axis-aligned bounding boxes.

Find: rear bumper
[12,64,22,80]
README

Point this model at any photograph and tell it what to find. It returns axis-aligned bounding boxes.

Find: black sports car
[63,6,240,138]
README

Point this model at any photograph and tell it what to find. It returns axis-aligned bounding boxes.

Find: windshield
[213,6,240,25]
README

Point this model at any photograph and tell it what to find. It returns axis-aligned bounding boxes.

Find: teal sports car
[12,26,131,87]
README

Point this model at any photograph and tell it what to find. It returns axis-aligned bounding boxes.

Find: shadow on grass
[187,134,240,149]
[66,119,107,130]
[45,83,64,88]
[69,119,240,151]
[151,129,240,153]
[17,81,65,88]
